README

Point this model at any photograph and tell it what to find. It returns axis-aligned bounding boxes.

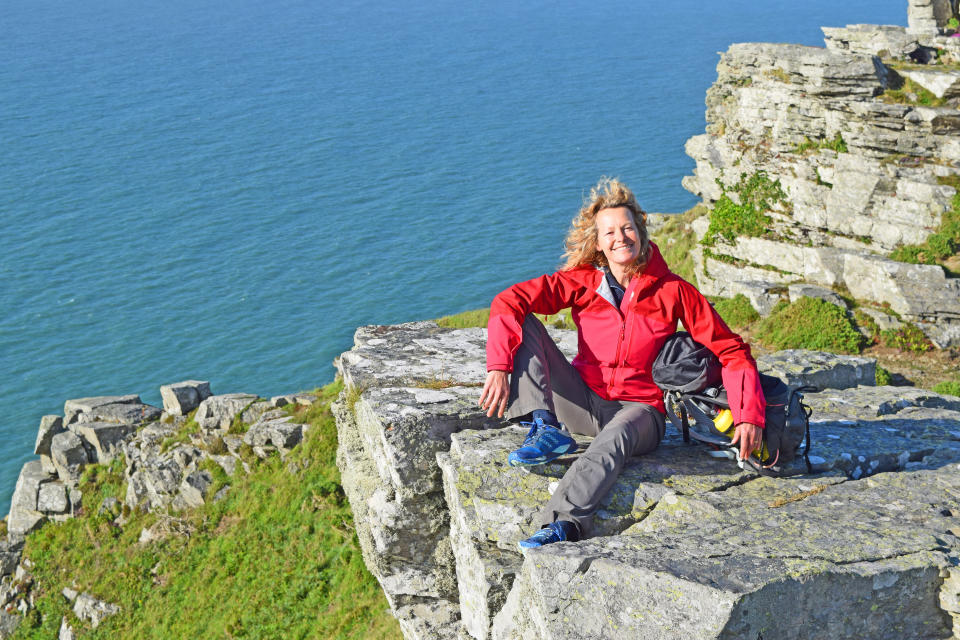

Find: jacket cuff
[721,366,766,429]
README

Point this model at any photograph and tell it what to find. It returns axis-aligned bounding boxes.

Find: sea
[1,0,906,513]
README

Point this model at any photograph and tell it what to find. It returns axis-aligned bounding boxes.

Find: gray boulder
[63,394,160,426]
[195,393,259,432]
[493,470,959,640]
[159,380,212,416]
[49,431,90,486]
[908,0,954,34]
[0,540,23,579]
[757,350,876,390]
[177,470,213,509]
[72,592,119,629]
[72,422,134,464]
[37,482,69,514]
[58,617,76,640]
[33,415,64,456]
[787,284,848,308]
[243,416,304,452]
[7,460,51,536]
[0,610,19,640]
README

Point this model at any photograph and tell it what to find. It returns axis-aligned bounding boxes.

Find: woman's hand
[479,370,510,418]
[730,422,762,461]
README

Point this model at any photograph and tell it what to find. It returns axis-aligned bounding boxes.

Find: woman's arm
[486,271,581,373]
[673,280,767,455]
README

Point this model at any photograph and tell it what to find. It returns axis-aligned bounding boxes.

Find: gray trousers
[505,316,665,537]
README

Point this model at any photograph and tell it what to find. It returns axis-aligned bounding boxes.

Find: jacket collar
[631,241,670,295]
[587,241,670,307]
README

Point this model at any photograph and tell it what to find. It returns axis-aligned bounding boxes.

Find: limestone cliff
[682,0,960,347]
[334,321,960,640]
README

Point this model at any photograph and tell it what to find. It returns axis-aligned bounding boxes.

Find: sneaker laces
[518,418,555,446]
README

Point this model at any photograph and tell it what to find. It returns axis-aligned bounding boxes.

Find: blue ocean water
[1,0,905,513]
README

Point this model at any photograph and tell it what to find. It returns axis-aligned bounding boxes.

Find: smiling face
[595,206,640,269]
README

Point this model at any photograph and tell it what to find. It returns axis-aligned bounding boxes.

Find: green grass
[15,379,402,640]
[875,365,893,386]
[711,294,760,330]
[159,411,200,453]
[435,308,490,329]
[880,75,947,107]
[702,171,787,246]
[652,205,704,285]
[754,297,865,354]
[434,307,574,330]
[934,380,960,397]
[852,309,880,345]
[792,133,847,155]
[889,187,960,273]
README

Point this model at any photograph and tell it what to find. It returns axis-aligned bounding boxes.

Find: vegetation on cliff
[702,172,787,246]
[889,183,960,276]
[753,297,866,354]
[13,381,401,640]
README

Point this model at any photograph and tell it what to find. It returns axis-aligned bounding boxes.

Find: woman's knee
[603,407,664,456]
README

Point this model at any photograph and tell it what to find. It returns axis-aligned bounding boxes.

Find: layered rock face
[334,322,960,640]
[682,0,960,347]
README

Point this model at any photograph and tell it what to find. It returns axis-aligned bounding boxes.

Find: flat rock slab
[757,350,876,390]
[159,380,212,416]
[901,68,960,99]
[335,322,960,640]
[64,395,160,426]
[7,461,51,536]
[494,469,960,640]
[805,385,960,420]
[337,322,577,391]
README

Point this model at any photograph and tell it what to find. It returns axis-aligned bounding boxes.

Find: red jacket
[486,243,766,427]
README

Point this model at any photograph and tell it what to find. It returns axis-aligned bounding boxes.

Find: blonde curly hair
[561,177,649,275]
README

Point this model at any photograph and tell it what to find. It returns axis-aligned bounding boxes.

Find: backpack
[652,332,814,476]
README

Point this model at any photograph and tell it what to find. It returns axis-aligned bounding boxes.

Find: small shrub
[207,436,228,456]
[933,380,960,396]
[880,324,933,353]
[875,365,893,386]
[712,294,760,329]
[754,297,865,354]
[853,309,880,344]
[703,171,787,245]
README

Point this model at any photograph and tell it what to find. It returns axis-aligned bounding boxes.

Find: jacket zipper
[608,288,634,397]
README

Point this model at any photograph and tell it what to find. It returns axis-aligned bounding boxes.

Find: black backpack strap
[791,386,817,474]
[679,398,690,443]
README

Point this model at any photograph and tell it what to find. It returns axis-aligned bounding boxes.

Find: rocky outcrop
[0,380,314,637]
[334,321,960,640]
[682,0,960,347]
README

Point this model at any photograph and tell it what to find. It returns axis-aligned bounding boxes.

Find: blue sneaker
[507,418,577,467]
[518,521,579,549]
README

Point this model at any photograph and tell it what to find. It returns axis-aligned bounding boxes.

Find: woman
[478,177,765,549]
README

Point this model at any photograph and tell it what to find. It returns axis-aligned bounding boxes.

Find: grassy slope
[14,381,401,640]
